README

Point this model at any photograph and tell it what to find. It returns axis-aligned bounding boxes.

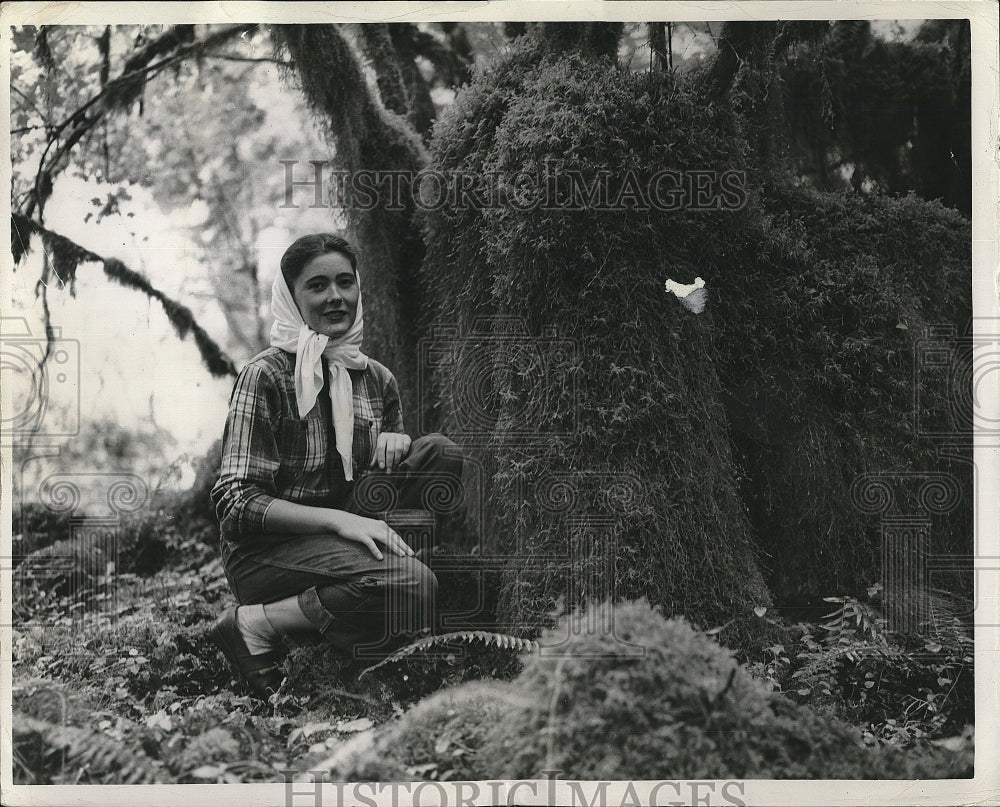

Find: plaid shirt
[211,347,406,543]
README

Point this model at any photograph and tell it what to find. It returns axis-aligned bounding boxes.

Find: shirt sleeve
[383,370,407,435]
[211,362,282,542]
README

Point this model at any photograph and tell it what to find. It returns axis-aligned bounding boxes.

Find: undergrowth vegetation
[12,501,973,784]
[743,586,974,746]
[331,601,972,781]
[11,511,529,784]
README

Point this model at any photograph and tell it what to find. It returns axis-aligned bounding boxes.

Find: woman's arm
[211,363,282,542]
[263,500,413,560]
[213,358,412,557]
[369,367,411,471]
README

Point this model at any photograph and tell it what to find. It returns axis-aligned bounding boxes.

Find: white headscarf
[269,265,368,481]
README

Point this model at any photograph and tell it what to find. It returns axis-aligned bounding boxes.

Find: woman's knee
[409,433,462,469]
[417,432,457,452]
[398,557,438,606]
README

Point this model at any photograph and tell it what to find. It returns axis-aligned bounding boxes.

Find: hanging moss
[12,212,36,267]
[10,216,236,379]
[386,24,448,137]
[356,24,410,118]
[776,20,972,213]
[102,258,236,378]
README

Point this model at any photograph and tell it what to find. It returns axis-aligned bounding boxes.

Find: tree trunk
[421,34,773,640]
[648,22,667,72]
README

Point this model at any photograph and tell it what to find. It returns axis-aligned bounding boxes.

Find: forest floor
[10,525,975,784]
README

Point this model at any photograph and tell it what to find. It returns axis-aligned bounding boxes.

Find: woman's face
[291,251,359,339]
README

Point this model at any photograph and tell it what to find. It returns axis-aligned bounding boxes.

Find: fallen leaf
[190,765,224,780]
[144,711,173,731]
[338,717,374,734]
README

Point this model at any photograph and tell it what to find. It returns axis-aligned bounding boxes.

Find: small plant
[787,584,973,744]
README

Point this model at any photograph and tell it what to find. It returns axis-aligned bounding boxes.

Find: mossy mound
[335,601,972,780]
[331,681,509,781]
[480,602,970,778]
[422,36,772,638]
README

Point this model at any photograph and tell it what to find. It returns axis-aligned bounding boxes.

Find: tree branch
[25,23,259,221]
[11,83,51,124]
[355,23,410,117]
[11,213,237,378]
[272,24,426,173]
[201,53,292,66]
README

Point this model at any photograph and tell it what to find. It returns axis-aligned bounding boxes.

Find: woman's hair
[280,233,359,288]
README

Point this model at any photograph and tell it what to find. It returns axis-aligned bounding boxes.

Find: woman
[210,233,462,699]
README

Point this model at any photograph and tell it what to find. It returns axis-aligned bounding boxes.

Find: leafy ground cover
[11,509,973,784]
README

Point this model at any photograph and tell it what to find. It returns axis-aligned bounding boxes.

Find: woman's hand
[370,432,412,473]
[330,511,413,560]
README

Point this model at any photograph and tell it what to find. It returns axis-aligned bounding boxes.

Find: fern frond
[792,639,904,686]
[359,631,538,679]
[13,713,166,784]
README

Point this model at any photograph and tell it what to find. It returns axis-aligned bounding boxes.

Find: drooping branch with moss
[11,214,236,378]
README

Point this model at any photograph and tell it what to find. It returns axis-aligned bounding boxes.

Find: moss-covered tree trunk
[420,39,773,638]
[273,23,972,632]
[711,185,972,601]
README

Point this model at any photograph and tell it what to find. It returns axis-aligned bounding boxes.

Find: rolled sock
[236,604,282,655]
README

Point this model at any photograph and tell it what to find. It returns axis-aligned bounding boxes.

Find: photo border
[2,2,997,805]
